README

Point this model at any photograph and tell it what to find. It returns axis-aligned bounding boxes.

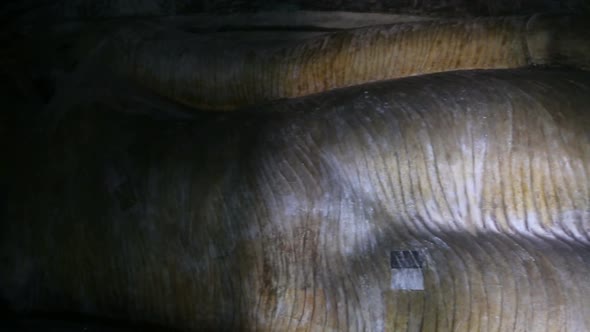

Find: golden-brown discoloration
[2,69,590,331]
[105,15,589,111]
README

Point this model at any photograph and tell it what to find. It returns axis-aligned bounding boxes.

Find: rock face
[4,8,588,113]
[2,69,590,331]
[3,0,588,18]
[104,14,590,110]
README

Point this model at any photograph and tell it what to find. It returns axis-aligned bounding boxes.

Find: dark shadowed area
[1,1,589,331]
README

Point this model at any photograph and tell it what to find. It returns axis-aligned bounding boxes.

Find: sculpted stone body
[106,14,590,110]
[2,69,590,331]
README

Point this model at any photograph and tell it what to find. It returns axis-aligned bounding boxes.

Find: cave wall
[2,0,589,22]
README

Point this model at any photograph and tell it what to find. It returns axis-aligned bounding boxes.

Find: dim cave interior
[1,0,590,331]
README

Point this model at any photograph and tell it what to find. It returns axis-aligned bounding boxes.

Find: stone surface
[3,69,590,331]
